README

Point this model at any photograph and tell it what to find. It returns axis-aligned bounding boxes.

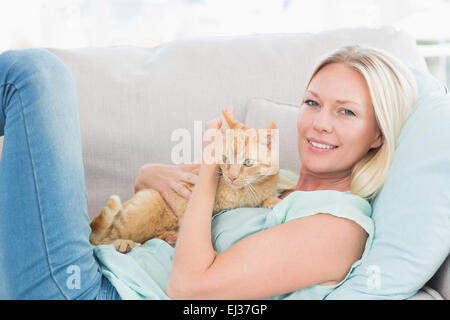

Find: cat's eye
[222,154,229,164]
[243,158,255,167]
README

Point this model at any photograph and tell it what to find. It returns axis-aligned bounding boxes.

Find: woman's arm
[134,163,200,216]
[166,163,220,297]
[166,114,368,299]
[166,114,227,297]
[167,210,368,299]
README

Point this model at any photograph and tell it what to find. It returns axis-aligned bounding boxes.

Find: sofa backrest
[42,27,427,220]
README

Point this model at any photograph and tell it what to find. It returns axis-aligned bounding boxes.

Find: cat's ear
[265,121,277,130]
[221,109,248,130]
[264,121,277,150]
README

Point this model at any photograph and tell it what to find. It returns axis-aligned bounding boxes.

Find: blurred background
[1,0,450,85]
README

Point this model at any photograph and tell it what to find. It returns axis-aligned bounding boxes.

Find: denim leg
[0,48,105,299]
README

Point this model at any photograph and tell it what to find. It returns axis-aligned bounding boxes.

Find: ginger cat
[89,110,282,253]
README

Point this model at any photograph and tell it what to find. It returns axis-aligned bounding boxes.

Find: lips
[307,137,338,148]
[306,138,338,152]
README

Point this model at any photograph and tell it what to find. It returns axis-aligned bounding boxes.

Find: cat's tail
[89,195,122,245]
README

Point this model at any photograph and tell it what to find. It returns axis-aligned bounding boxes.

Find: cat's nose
[228,175,237,182]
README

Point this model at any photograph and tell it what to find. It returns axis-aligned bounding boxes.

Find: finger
[215,118,223,129]
[180,163,201,171]
[206,118,222,130]
[220,113,228,133]
[162,190,180,217]
[179,172,198,185]
[169,180,192,200]
[226,105,235,119]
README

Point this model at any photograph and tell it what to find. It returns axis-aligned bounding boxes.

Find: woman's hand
[134,163,200,216]
[202,106,235,167]
[167,106,239,298]
[133,106,235,216]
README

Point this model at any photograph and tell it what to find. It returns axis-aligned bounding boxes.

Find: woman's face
[297,62,383,177]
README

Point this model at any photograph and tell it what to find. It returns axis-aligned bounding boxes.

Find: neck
[295,165,351,192]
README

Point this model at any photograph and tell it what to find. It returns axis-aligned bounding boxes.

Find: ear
[264,121,277,150]
[265,121,277,130]
[370,131,383,150]
[221,109,248,130]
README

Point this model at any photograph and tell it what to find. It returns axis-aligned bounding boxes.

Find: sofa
[0,26,448,300]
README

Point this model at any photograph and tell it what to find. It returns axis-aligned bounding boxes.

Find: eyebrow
[306,90,363,108]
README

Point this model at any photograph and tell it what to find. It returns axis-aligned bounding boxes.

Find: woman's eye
[342,109,356,116]
[243,158,254,167]
[304,99,319,107]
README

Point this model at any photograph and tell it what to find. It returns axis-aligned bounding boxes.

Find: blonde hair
[304,45,418,200]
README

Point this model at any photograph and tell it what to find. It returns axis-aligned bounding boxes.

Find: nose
[313,109,333,133]
[228,175,237,182]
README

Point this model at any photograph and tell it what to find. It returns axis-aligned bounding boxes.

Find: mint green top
[94,170,373,300]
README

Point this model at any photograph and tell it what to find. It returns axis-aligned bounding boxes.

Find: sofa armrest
[426,254,450,300]
[408,286,444,300]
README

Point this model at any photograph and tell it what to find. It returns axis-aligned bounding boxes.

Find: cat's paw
[164,234,177,247]
[260,196,281,209]
[113,239,141,254]
[157,231,178,247]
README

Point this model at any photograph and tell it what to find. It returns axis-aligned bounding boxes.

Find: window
[1,0,449,86]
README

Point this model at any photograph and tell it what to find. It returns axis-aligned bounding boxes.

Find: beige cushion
[244,97,300,173]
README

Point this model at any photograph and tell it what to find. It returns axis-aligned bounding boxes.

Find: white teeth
[309,140,337,149]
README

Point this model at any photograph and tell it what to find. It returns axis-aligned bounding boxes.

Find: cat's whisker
[247,188,256,203]
[246,183,259,203]
[249,183,258,198]
[250,186,259,204]
[244,184,254,201]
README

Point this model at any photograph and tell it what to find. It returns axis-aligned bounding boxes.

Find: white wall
[0,0,447,51]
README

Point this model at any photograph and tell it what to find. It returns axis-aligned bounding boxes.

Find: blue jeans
[0,48,121,300]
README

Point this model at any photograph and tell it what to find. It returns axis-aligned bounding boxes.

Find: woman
[0,44,417,299]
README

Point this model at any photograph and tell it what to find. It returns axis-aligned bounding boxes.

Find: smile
[307,139,338,151]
